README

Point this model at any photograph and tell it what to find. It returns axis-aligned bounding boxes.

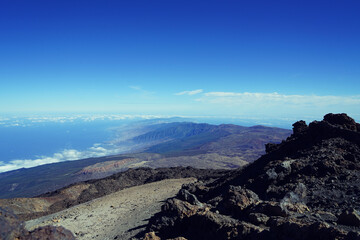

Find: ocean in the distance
[0,117,139,172]
[0,114,294,173]
[0,121,113,161]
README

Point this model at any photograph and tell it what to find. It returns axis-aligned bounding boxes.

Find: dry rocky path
[25,178,196,240]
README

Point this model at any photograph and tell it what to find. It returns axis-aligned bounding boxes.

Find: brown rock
[162,199,202,219]
[143,231,161,240]
[222,185,260,217]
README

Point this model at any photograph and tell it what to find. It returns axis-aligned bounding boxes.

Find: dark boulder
[293,120,308,135]
[220,185,260,217]
[323,113,358,131]
[338,209,360,227]
[265,143,279,153]
[177,189,203,207]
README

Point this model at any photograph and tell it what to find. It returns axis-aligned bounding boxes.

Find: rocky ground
[25,178,197,240]
[0,207,75,240]
[142,114,360,240]
[0,167,229,222]
[0,168,226,240]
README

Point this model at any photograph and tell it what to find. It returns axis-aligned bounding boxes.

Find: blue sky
[1,0,360,121]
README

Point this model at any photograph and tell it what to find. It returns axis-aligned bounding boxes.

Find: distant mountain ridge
[133,122,219,142]
[0,122,291,198]
[142,123,288,157]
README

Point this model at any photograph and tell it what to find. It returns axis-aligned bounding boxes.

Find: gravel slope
[25,178,196,240]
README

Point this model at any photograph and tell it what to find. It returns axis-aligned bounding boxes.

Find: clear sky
[1,0,359,121]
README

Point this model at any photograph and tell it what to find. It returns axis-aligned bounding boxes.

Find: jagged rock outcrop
[143,113,360,240]
[0,207,75,240]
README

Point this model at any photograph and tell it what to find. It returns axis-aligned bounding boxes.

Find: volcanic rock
[323,113,358,131]
[143,113,360,240]
[0,167,229,222]
[218,185,260,218]
[143,232,161,240]
[338,209,360,227]
[0,207,26,240]
[25,226,75,240]
[0,207,74,240]
[292,120,308,135]
[177,189,203,207]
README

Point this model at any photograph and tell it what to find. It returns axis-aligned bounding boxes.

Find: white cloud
[199,92,360,106]
[0,114,182,127]
[0,158,61,173]
[175,89,203,96]
[195,91,360,118]
[0,144,126,173]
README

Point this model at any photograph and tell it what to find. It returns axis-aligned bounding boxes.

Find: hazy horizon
[1,1,360,173]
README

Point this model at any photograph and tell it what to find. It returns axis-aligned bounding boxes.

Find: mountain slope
[143,123,289,158]
[0,122,290,198]
[25,178,197,240]
[0,154,145,198]
[144,113,360,240]
[0,167,229,221]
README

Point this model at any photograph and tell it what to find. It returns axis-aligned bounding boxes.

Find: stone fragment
[143,231,161,240]
[177,189,203,207]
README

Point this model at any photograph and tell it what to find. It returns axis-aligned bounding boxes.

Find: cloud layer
[0,144,126,173]
[190,91,360,119]
[175,89,203,96]
[198,92,360,106]
[0,114,173,127]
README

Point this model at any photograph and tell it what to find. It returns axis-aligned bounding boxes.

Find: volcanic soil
[25,178,196,240]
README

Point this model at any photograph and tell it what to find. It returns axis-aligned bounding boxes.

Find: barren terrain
[25,178,196,240]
